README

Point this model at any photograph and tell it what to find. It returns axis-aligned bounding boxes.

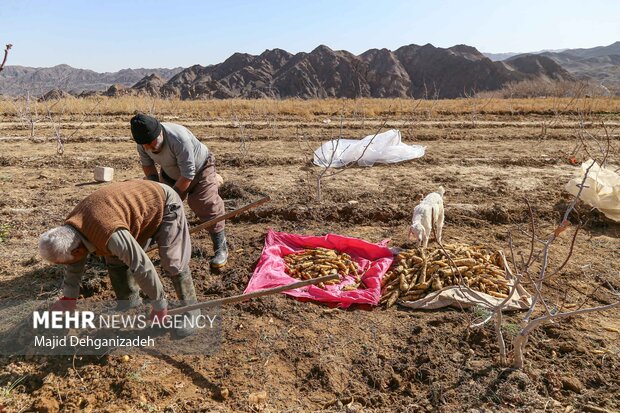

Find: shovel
[146,196,270,253]
[167,273,339,315]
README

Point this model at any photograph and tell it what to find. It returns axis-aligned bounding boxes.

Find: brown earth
[0,108,619,413]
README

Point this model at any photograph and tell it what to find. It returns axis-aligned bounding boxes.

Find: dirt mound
[555,198,620,228]
[219,182,264,203]
[236,203,408,226]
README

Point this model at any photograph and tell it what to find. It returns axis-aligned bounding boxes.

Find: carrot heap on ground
[381,244,510,308]
[284,247,361,290]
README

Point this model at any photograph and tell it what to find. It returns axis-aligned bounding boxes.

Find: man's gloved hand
[145,174,160,182]
[50,297,77,312]
[149,307,168,325]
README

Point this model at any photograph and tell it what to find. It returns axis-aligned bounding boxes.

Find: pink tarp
[244,229,394,308]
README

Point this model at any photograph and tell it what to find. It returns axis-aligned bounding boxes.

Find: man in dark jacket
[130,113,228,268]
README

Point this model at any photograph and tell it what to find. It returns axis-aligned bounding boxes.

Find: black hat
[130,114,162,144]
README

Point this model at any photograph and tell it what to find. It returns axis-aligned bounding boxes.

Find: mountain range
[0,65,183,96]
[1,41,617,99]
[485,42,620,94]
[135,44,572,99]
[483,48,568,61]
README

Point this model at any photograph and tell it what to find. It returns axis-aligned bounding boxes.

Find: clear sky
[1,0,618,72]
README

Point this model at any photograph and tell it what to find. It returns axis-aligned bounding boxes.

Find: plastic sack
[565,159,620,222]
[399,252,532,311]
[313,129,425,168]
[399,281,532,311]
[244,230,394,308]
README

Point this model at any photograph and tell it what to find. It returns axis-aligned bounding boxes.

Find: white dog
[408,186,445,248]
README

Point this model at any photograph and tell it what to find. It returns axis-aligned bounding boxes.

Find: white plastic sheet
[565,159,620,222]
[313,129,425,168]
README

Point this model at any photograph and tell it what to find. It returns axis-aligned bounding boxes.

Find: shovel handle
[167,273,339,315]
[146,196,270,253]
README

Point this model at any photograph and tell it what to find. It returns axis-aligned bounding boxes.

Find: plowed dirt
[0,109,618,413]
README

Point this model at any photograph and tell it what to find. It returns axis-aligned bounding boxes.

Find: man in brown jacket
[38,180,199,337]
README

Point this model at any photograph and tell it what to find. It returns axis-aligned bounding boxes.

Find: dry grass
[1,96,620,122]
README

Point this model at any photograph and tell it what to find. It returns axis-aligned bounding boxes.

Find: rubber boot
[210,230,228,268]
[108,264,142,311]
[171,269,201,338]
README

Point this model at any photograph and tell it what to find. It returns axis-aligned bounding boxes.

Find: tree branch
[0,44,13,72]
